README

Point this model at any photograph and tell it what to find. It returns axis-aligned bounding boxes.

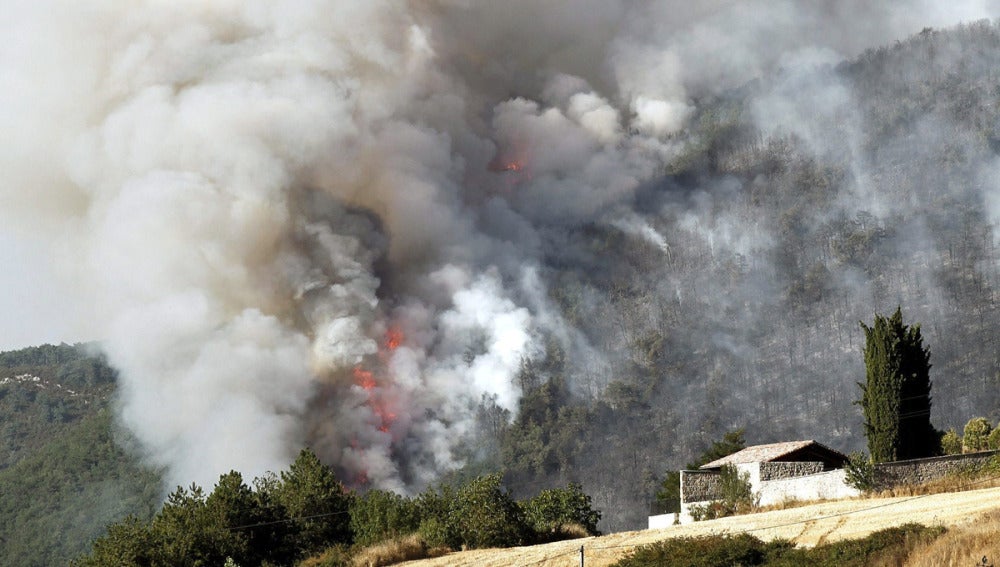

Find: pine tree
[858,307,936,463]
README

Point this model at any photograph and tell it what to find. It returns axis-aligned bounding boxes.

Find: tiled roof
[699,440,836,469]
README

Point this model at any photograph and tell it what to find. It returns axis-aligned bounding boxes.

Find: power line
[228,509,351,531]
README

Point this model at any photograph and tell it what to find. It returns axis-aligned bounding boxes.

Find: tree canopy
[858,308,937,463]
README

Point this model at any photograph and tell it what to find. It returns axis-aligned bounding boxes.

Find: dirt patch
[397,486,1000,567]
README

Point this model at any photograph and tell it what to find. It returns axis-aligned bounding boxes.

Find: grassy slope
[396,487,1000,567]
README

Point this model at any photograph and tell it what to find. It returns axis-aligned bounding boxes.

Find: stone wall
[757,469,860,506]
[759,461,824,481]
[680,470,722,502]
[875,450,1000,489]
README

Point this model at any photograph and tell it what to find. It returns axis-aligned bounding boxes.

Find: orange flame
[385,327,403,350]
[375,404,397,432]
[353,367,376,390]
[352,326,402,435]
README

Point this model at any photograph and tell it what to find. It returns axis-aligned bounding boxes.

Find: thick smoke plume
[3,0,1000,518]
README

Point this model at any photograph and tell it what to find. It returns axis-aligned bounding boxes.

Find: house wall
[656,449,1000,528]
[756,469,860,506]
[737,462,760,490]
[874,450,1000,489]
[672,462,852,525]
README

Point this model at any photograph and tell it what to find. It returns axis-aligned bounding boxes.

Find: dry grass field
[395,486,1000,567]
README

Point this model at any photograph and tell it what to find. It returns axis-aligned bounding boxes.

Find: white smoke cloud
[3,0,999,494]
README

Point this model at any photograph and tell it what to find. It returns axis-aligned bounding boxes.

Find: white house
[649,440,861,528]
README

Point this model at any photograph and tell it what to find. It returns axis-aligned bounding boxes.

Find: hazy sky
[0,230,85,350]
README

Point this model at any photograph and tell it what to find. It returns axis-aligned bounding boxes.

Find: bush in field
[989,425,1000,451]
[451,473,530,549]
[844,451,877,492]
[611,524,944,567]
[349,489,420,547]
[963,417,992,453]
[614,533,771,567]
[522,483,601,540]
[764,523,944,567]
[413,475,530,550]
[940,428,963,455]
[413,484,458,550]
[689,464,757,521]
[348,534,432,567]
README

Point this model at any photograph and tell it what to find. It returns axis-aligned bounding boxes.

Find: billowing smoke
[3,0,1000,511]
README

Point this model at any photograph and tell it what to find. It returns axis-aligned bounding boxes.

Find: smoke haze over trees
[5,1,1000,532]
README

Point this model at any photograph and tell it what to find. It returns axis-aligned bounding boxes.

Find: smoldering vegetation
[491,22,1000,530]
[4,1,1000,535]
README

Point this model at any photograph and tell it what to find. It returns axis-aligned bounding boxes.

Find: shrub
[610,524,944,567]
[940,428,963,455]
[963,418,992,453]
[414,486,458,550]
[844,451,877,492]
[613,533,771,567]
[904,509,1000,567]
[689,465,757,521]
[349,490,420,547]
[521,483,601,540]
[296,544,350,567]
[688,501,732,522]
[348,534,434,567]
[451,473,529,549]
[988,425,1000,451]
[413,474,530,550]
[416,516,453,551]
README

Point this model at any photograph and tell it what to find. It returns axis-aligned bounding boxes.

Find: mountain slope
[0,345,161,567]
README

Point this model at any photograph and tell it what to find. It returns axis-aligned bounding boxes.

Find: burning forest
[4,0,1000,531]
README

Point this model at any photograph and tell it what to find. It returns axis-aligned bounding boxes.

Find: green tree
[414,475,530,550]
[72,516,154,567]
[451,473,529,549]
[962,417,992,453]
[277,449,353,555]
[988,424,1000,451]
[148,483,241,567]
[204,471,294,566]
[349,489,420,547]
[415,484,459,549]
[940,428,963,455]
[858,308,936,463]
[522,483,602,539]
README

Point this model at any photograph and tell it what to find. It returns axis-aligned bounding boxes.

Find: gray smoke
[2,0,999,500]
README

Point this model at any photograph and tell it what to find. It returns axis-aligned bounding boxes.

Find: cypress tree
[858,307,935,463]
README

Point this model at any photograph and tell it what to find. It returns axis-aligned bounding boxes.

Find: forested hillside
[479,21,1000,530]
[0,344,161,566]
[9,21,1000,553]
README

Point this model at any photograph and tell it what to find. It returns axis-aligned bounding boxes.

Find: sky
[0,230,86,350]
